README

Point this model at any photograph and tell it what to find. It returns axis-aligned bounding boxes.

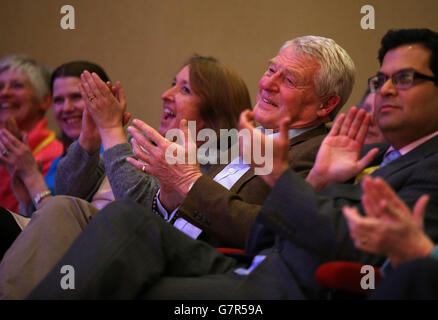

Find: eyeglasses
[368,68,438,93]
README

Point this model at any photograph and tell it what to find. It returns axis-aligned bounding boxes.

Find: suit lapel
[372,135,438,179]
[206,163,227,178]
[230,168,256,192]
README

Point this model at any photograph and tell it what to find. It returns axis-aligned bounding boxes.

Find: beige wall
[1,0,438,135]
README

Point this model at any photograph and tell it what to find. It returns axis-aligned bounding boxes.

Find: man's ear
[316,94,341,118]
[39,93,52,113]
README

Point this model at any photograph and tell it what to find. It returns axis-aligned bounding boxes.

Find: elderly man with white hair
[27,35,357,299]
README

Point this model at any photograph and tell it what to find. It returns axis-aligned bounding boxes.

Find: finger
[128,126,155,150]
[379,199,407,221]
[105,81,116,96]
[82,106,97,126]
[0,140,14,165]
[2,118,21,139]
[279,117,290,143]
[91,72,110,97]
[0,129,20,151]
[362,177,402,218]
[339,106,358,136]
[342,205,363,226]
[361,177,390,217]
[362,177,388,206]
[131,139,157,166]
[80,72,95,100]
[85,71,104,99]
[238,110,256,162]
[362,190,383,218]
[347,108,367,139]
[238,109,255,131]
[180,118,196,146]
[355,113,372,144]
[79,83,92,108]
[0,140,7,155]
[180,118,198,164]
[412,194,429,227]
[122,113,132,126]
[22,134,29,146]
[131,139,150,160]
[328,113,345,137]
[126,156,153,175]
[239,126,253,165]
[128,126,161,160]
[82,70,102,100]
[356,148,379,172]
[113,82,119,99]
[131,119,168,149]
[116,81,127,106]
[372,177,408,212]
[342,206,379,248]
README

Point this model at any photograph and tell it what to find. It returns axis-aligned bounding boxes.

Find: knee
[96,199,157,226]
[33,195,97,224]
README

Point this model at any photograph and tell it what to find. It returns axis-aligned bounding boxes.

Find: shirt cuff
[380,259,393,278]
[156,189,179,222]
[430,245,438,261]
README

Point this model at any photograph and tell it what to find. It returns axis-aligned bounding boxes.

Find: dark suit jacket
[178,125,329,248]
[247,134,438,267]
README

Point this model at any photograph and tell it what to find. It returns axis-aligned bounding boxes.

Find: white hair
[0,54,51,102]
[280,36,356,120]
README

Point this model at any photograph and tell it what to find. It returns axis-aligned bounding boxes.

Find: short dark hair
[378,28,438,78]
[50,61,110,93]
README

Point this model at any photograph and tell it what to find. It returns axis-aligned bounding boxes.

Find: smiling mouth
[162,107,176,120]
[261,97,278,107]
[64,117,82,125]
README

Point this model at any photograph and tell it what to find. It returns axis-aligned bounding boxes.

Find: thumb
[357,147,379,171]
[123,113,132,126]
[22,134,29,146]
[238,109,255,131]
[342,205,362,228]
[179,118,193,146]
[412,194,429,229]
[117,81,127,106]
[279,117,290,142]
[179,118,188,135]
